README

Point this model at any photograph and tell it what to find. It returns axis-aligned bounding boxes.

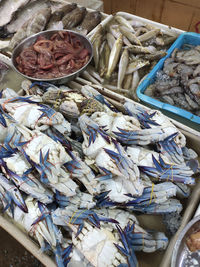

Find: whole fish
[93,33,102,70]
[129,70,140,101]
[123,74,132,89]
[138,29,160,42]
[106,32,116,50]
[88,24,103,43]
[127,45,152,54]
[106,34,123,79]
[46,3,77,30]
[0,0,30,27]
[144,51,167,61]
[114,15,133,32]
[126,59,149,74]
[9,8,51,50]
[104,41,110,74]
[119,26,142,46]
[98,41,106,77]
[117,48,129,88]
[109,25,130,46]
[76,11,101,35]
[62,7,86,29]
[5,0,49,35]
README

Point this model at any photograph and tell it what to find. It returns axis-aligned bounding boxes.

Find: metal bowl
[11,30,93,85]
[171,215,200,267]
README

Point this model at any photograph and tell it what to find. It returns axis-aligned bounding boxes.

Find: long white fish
[117,48,129,88]
[106,34,123,79]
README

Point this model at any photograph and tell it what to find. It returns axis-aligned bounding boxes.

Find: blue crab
[95,181,182,215]
[139,155,195,184]
[0,172,27,214]
[79,114,144,200]
[0,91,71,135]
[126,146,195,184]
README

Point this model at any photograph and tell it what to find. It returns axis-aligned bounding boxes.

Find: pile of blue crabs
[0,80,199,267]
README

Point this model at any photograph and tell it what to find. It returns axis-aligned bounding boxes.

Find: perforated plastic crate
[137,32,200,129]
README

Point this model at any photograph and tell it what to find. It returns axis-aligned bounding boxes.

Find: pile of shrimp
[16,31,90,79]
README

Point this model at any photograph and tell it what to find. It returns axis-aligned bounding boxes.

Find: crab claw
[38,104,57,121]
[0,145,16,159]
[139,155,195,184]
[128,199,183,214]
[124,223,168,252]
[95,191,118,207]
[39,149,54,184]
[55,191,69,208]
[113,127,165,146]
[54,243,69,267]
[0,188,14,216]
[62,244,73,266]
[156,132,184,164]
[115,224,138,267]
[125,102,159,129]
[0,105,7,127]
[0,173,28,213]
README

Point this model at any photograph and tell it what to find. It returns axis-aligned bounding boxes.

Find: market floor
[0,227,43,267]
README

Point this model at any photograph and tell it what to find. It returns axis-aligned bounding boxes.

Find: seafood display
[0,1,102,51]
[85,13,179,100]
[146,44,200,116]
[0,80,199,266]
[15,31,91,79]
[0,1,199,266]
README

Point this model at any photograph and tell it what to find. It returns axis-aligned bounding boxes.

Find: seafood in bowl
[172,215,200,267]
[12,30,93,83]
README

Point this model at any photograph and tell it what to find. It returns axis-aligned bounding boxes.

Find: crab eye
[14,188,17,192]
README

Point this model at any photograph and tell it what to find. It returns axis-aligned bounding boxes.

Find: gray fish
[5,0,49,35]
[46,3,77,30]
[9,7,51,50]
[76,11,101,35]
[62,7,86,29]
[0,0,30,27]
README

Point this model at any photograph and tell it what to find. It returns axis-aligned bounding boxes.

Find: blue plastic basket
[137,32,200,128]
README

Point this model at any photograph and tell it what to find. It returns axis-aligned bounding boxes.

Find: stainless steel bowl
[11,30,93,85]
[171,215,200,267]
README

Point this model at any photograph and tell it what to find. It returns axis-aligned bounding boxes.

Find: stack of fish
[0,75,199,266]
[146,44,200,116]
[0,0,102,50]
[81,14,179,100]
